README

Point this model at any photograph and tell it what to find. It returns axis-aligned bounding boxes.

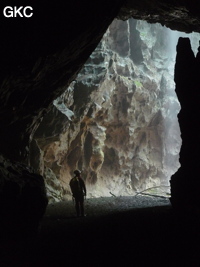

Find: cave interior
[1,0,200,266]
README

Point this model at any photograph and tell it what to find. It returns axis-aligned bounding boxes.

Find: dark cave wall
[170,37,200,210]
[0,0,125,236]
[118,0,200,33]
[0,0,125,162]
[0,155,48,236]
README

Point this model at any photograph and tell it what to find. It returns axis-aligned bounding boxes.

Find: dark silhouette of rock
[0,156,48,240]
[171,37,200,211]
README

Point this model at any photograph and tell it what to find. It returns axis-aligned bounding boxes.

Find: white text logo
[3,6,33,18]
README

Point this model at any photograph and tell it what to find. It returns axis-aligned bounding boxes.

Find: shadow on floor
[1,197,200,267]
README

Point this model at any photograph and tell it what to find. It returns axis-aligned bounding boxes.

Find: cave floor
[2,195,200,267]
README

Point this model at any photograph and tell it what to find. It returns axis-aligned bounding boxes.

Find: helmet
[74,170,81,175]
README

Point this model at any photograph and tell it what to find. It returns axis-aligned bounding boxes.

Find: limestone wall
[31,19,189,202]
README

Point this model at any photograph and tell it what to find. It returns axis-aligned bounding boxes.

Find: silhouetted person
[69,170,86,217]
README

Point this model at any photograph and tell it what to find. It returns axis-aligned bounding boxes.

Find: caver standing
[69,170,86,217]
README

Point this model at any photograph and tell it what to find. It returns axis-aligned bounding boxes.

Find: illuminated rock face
[32,19,199,201]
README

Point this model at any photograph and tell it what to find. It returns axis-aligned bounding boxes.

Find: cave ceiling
[0,0,200,161]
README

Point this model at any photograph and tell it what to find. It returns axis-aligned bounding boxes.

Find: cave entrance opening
[32,19,200,203]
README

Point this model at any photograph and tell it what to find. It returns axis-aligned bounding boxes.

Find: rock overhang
[0,0,200,161]
[118,0,200,33]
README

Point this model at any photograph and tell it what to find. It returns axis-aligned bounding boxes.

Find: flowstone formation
[31,19,199,202]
